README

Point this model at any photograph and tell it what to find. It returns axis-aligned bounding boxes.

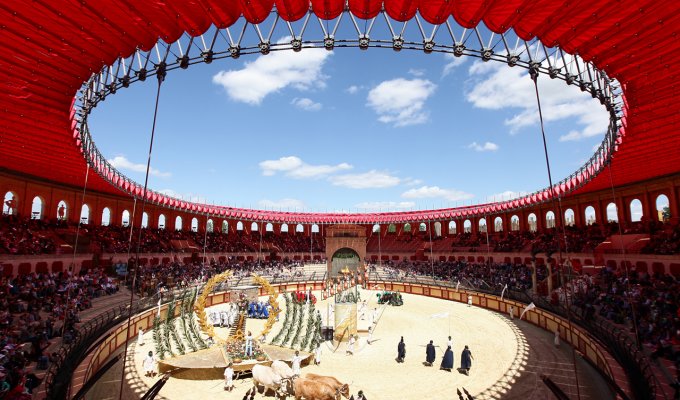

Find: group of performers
[246,301,271,319]
[424,339,474,375]
[209,303,239,327]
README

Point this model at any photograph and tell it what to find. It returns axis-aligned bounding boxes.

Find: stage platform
[158,344,312,379]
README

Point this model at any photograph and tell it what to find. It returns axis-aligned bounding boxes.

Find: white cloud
[355,201,416,210]
[329,170,401,189]
[408,68,425,77]
[259,156,352,179]
[291,97,322,111]
[158,189,206,203]
[367,78,437,127]
[403,178,423,186]
[258,198,306,210]
[401,186,474,202]
[465,60,609,140]
[442,53,467,77]
[212,39,331,105]
[468,141,499,152]
[346,85,362,94]
[109,156,171,178]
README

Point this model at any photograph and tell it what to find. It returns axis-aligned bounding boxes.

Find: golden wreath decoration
[252,274,281,341]
[194,272,280,345]
[194,270,232,344]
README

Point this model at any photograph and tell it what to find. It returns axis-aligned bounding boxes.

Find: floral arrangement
[224,339,266,361]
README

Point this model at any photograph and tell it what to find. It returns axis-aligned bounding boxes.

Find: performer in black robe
[440,345,454,371]
[425,340,436,366]
[397,337,406,363]
[460,345,473,375]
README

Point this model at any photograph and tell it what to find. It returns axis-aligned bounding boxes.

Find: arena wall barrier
[68,278,636,400]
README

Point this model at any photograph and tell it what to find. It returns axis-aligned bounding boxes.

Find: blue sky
[89,35,609,213]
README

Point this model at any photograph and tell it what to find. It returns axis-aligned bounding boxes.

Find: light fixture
[507,54,519,66]
[453,43,465,57]
[202,50,214,63]
[259,41,270,55]
[178,55,189,69]
[324,35,334,51]
[423,40,435,54]
[229,45,240,59]
[392,36,404,51]
[481,48,492,61]
[359,35,369,50]
[291,38,302,52]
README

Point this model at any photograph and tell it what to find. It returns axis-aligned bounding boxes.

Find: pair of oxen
[252,360,350,400]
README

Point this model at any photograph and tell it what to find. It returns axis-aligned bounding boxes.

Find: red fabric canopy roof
[1,0,680,224]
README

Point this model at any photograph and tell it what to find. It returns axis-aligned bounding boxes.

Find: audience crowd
[372,259,537,292]
[0,268,118,398]
[2,215,680,256]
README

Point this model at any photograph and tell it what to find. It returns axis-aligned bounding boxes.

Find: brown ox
[303,373,350,398]
[292,377,340,400]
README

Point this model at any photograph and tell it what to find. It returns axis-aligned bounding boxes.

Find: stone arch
[56,200,69,221]
[463,219,471,233]
[433,221,442,237]
[527,213,537,232]
[251,222,259,232]
[175,216,183,231]
[330,248,361,276]
[222,220,229,233]
[281,223,289,233]
[419,222,427,232]
[265,223,274,232]
[404,223,412,232]
[606,202,618,222]
[311,224,320,233]
[3,191,18,215]
[372,223,381,233]
[545,211,556,229]
[80,204,90,224]
[564,209,575,226]
[236,221,244,231]
[388,223,397,233]
[629,199,642,222]
[494,217,503,232]
[510,215,520,231]
[207,219,214,232]
[191,217,199,232]
[101,207,111,226]
[142,212,149,228]
[158,214,166,229]
[31,196,44,220]
[448,221,456,234]
[585,206,596,225]
[478,218,487,233]
[656,194,670,221]
[121,210,131,227]
[295,223,304,233]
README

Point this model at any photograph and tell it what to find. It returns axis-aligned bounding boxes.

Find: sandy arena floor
[87,288,614,399]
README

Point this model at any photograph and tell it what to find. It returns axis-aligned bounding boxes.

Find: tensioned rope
[529,66,581,400]
[117,63,166,400]
[62,163,90,339]
[606,163,642,349]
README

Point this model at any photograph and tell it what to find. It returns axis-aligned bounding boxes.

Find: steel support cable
[530,67,581,400]
[63,163,90,340]
[605,164,642,350]
[118,66,166,400]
